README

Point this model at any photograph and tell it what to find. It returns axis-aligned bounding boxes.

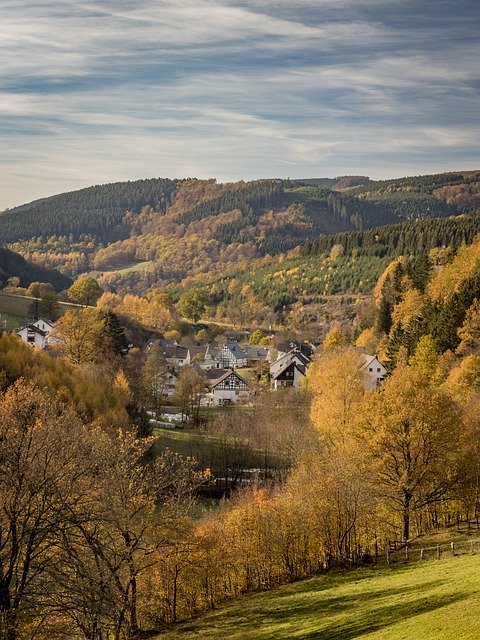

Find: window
[369,367,373,372]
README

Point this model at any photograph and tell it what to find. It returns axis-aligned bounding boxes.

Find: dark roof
[270,351,308,379]
[222,343,247,359]
[277,340,314,358]
[243,346,269,360]
[163,345,189,359]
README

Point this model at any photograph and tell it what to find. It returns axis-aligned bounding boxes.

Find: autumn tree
[355,366,463,541]
[322,324,347,351]
[51,308,106,365]
[457,298,480,354]
[0,381,88,639]
[308,347,365,449]
[174,365,206,426]
[68,276,103,306]
[178,289,209,323]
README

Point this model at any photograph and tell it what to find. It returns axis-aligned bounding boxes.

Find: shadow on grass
[296,590,467,640]
[243,578,465,640]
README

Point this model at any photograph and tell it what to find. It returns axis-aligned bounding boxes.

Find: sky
[1,0,479,210]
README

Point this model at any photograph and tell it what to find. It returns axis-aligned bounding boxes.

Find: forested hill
[302,210,480,259]
[1,171,479,245]
[0,247,72,290]
[0,178,178,242]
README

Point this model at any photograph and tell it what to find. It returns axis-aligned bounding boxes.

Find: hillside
[3,171,479,309]
[0,246,72,291]
[158,554,480,640]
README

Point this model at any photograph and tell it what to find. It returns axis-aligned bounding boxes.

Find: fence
[386,538,480,565]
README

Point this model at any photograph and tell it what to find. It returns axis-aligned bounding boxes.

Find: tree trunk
[403,491,412,542]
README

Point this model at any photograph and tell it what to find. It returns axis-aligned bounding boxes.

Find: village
[15,314,387,411]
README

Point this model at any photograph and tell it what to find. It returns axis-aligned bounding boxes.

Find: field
[0,291,87,326]
[157,554,480,640]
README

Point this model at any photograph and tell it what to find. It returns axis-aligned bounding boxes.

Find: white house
[162,345,191,368]
[216,343,247,369]
[270,350,310,390]
[204,369,249,406]
[18,324,49,349]
[359,354,387,389]
[18,318,55,349]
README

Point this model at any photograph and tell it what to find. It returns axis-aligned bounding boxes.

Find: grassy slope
[158,554,480,640]
[0,291,89,322]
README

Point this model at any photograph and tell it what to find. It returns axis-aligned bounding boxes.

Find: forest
[2,171,479,329]
[3,235,480,638]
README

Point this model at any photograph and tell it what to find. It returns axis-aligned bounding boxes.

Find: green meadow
[157,554,480,640]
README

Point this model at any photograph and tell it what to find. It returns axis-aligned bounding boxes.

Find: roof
[243,346,269,360]
[163,345,189,359]
[358,354,385,372]
[270,349,309,377]
[20,324,47,337]
[222,343,247,359]
[270,353,307,380]
[206,368,248,387]
[277,340,314,358]
[33,317,54,328]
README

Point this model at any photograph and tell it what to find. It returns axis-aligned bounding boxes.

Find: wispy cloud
[0,0,479,208]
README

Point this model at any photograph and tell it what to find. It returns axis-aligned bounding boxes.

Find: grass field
[157,554,480,640]
[0,291,87,325]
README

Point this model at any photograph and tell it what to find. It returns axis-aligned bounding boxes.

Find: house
[203,369,249,406]
[276,340,314,360]
[33,318,54,334]
[17,317,55,349]
[162,345,191,368]
[243,345,270,363]
[270,350,310,390]
[18,324,49,349]
[216,343,247,369]
[359,354,387,389]
[187,344,219,370]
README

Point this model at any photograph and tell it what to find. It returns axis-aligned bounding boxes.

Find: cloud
[0,0,479,208]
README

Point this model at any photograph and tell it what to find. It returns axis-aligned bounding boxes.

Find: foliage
[0,245,71,290]
[68,276,103,306]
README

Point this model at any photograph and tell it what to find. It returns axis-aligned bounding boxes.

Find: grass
[157,554,480,639]
[112,261,152,274]
[0,291,85,322]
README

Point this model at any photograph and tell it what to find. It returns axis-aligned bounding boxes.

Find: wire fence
[386,537,480,564]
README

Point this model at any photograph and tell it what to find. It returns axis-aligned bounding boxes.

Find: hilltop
[2,171,479,310]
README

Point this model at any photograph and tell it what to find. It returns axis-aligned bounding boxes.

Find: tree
[51,308,106,365]
[249,330,266,345]
[178,289,209,323]
[322,325,346,351]
[409,334,439,379]
[174,366,206,426]
[356,366,462,541]
[0,381,87,639]
[101,310,129,356]
[142,343,170,418]
[68,276,103,306]
[457,298,480,354]
[308,347,365,449]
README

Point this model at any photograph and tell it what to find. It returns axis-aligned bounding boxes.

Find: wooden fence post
[451,542,455,557]
[436,544,440,559]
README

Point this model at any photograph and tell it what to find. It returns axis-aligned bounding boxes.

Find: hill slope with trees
[0,246,72,290]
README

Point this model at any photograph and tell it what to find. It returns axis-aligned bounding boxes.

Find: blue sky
[1,0,479,209]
